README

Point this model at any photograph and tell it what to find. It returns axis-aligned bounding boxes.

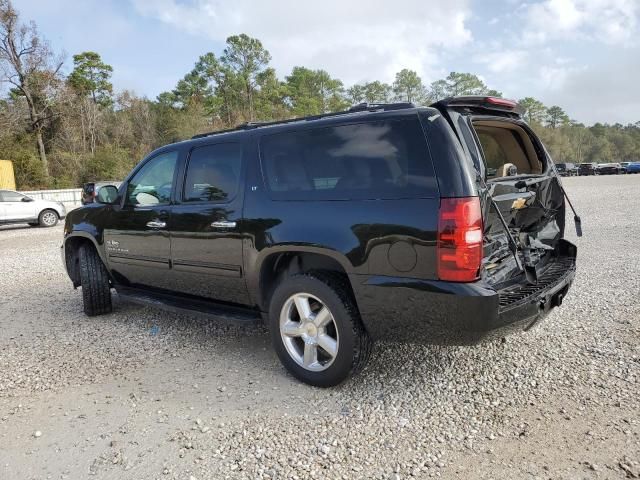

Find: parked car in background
[578,163,598,176]
[626,162,640,174]
[597,163,624,175]
[555,162,577,176]
[0,190,66,227]
[62,97,578,387]
[621,162,631,173]
[82,181,122,205]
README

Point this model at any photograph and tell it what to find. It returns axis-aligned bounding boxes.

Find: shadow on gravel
[0,224,37,231]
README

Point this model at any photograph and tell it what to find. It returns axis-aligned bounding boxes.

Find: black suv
[62,97,578,387]
[578,162,598,176]
[555,162,577,177]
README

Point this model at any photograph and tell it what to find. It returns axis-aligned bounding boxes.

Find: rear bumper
[351,240,577,345]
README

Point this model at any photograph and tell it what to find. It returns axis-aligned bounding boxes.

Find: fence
[19,188,83,211]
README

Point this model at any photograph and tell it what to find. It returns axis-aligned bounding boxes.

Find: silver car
[0,190,66,227]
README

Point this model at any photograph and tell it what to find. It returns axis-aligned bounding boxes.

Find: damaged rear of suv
[428,96,579,340]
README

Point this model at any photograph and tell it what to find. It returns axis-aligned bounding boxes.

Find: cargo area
[472,117,569,288]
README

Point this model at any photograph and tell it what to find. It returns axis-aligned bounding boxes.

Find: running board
[114,286,262,324]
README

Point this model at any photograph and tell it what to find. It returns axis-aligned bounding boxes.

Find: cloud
[540,47,640,124]
[477,49,527,74]
[523,0,639,45]
[130,0,473,84]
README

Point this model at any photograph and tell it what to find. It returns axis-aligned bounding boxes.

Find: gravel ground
[0,175,638,480]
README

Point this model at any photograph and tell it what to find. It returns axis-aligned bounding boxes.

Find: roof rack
[191,102,416,140]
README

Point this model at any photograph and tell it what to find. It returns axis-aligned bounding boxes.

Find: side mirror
[96,185,119,205]
[21,197,34,202]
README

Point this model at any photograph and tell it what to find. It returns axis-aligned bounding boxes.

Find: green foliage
[68,51,114,106]
[81,146,134,183]
[430,72,501,100]
[393,69,426,103]
[284,67,347,116]
[519,97,547,124]
[348,81,392,104]
[0,134,47,188]
[546,105,570,128]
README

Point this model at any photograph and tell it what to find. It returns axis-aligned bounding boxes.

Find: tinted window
[183,143,242,202]
[126,151,178,206]
[260,117,437,200]
[0,190,26,202]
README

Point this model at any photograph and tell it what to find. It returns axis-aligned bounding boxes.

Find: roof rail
[191,102,417,139]
[348,102,415,112]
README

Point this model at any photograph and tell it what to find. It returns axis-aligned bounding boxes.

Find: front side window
[260,117,437,201]
[183,143,242,202]
[126,151,178,206]
[0,190,26,202]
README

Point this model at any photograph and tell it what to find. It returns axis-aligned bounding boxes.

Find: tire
[38,209,58,227]
[78,244,112,316]
[268,271,372,387]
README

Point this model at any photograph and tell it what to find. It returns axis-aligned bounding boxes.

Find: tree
[284,67,347,116]
[0,0,63,178]
[429,79,448,102]
[430,72,501,99]
[392,69,425,103]
[546,105,569,129]
[68,51,113,106]
[254,67,286,120]
[518,97,547,124]
[363,81,391,103]
[346,84,366,104]
[347,81,392,105]
[219,34,271,121]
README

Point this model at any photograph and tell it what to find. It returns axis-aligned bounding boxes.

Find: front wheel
[269,272,372,387]
[79,244,112,316]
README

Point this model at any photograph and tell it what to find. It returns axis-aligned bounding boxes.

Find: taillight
[485,96,518,109]
[437,197,483,282]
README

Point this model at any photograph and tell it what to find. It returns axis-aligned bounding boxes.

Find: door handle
[211,221,237,229]
[146,220,167,228]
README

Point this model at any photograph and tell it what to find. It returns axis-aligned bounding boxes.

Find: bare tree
[0,0,63,178]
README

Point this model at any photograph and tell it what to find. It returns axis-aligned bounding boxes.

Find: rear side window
[0,190,25,202]
[183,143,242,203]
[260,117,437,200]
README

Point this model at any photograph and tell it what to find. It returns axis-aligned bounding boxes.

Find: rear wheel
[38,209,58,227]
[78,244,112,316]
[269,272,372,387]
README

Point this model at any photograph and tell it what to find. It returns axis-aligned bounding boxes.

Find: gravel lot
[0,175,638,480]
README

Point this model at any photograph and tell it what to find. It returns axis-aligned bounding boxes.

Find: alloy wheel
[42,211,57,226]
[279,293,339,372]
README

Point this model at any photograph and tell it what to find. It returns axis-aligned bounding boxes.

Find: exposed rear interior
[471,117,566,288]
[474,120,543,178]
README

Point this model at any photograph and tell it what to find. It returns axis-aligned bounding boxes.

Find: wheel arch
[254,246,356,312]
[63,233,106,287]
[38,207,60,221]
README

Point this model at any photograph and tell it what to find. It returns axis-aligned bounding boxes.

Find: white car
[0,190,66,227]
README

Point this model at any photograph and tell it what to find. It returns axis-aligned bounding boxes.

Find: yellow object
[0,160,16,190]
[511,197,527,210]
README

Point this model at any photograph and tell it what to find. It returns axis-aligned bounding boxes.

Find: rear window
[183,143,242,203]
[259,117,437,201]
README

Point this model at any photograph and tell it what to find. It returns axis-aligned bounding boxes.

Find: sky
[13,0,640,125]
